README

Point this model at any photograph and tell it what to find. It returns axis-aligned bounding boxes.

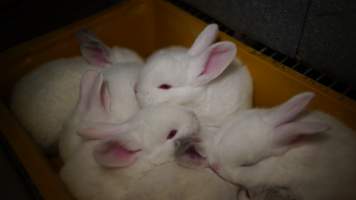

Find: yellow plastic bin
[0,0,355,199]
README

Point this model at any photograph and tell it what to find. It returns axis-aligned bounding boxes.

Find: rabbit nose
[174,135,200,148]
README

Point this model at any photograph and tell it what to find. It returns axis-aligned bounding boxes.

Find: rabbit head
[136,24,237,107]
[205,92,329,185]
[77,103,201,168]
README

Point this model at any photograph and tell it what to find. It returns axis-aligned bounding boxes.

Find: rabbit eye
[167,129,177,139]
[158,84,172,90]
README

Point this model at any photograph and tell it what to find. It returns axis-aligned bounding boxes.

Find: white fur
[136,24,253,128]
[207,92,356,200]
[11,58,91,149]
[60,104,237,200]
[58,67,141,161]
[11,40,143,149]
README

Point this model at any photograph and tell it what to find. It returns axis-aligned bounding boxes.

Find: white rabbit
[205,92,356,200]
[136,24,253,128]
[11,30,143,150]
[59,95,237,200]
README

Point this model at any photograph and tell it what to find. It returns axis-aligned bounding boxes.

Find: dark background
[0,0,116,51]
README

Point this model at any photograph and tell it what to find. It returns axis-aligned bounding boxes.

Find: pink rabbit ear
[270,121,329,155]
[76,70,111,121]
[188,24,219,56]
[189,41,236,86]
[267,92,315,126]
[93,138,141,168]
[273,121,330,145]
[261,92,330,155]
[76,29,112,67]
[77,70,98,109]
